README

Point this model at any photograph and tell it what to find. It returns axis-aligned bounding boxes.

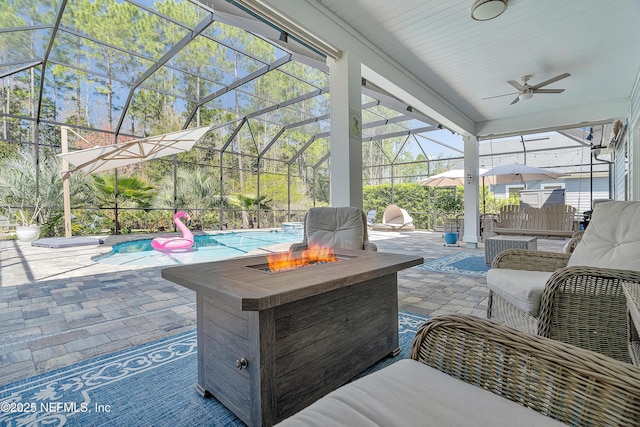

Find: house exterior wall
[613,138,628,201]
[629,72,640,201]
[491,175,609,215]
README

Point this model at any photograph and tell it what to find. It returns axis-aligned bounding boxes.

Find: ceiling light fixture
[519,91,533,101]
[471,0,508,21]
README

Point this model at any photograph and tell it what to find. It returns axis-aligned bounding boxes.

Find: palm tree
[93,174,156,233]
[93,174,156,208]
[154,167,234,228]
[237,194,272,228]
[0,152,94,235]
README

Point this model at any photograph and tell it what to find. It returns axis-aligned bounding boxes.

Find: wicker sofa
[487,201,640,362]
[277,314,640,426]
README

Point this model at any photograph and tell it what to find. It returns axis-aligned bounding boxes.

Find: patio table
[485,235,537,266]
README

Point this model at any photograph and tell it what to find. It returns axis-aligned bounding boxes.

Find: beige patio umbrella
[480,163,567,185]
[57,125,213,238]
[419,168,494,214]
[418,168,489,187]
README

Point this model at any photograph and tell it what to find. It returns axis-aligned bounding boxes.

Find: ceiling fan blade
[530,72,570,89]
[482,92,518,100]
[507,80,525,90]
[510,96,520,105]
[531,88,565,94]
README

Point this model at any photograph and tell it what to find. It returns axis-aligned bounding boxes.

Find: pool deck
[0,230,566,386]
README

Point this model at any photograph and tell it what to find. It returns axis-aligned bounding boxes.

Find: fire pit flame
[267,243,337,272]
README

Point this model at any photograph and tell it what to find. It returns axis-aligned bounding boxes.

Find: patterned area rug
[415,251,489,277]
[0,311,427,427]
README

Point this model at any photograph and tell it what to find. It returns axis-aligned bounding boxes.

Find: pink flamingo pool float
[151,211,194,251]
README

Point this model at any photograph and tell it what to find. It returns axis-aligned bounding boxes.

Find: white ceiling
[256,0,640,138]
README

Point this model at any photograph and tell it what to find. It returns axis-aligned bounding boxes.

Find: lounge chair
[372,204,414,231]
[366,210,376,228]
[487,200,640,362]
[289,207,377,252]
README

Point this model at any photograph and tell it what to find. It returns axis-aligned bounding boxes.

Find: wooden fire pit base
[161,249,422,427]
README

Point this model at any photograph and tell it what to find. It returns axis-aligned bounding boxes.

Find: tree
[154,166,232,228]
[236,194,272,227]
[93,174,155,208]
[0,152,94,234]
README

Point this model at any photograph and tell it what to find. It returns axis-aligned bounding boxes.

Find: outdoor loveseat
[277,314,640,426]
[487,200,640,362]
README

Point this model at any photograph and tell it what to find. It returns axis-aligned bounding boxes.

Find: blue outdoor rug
[415,251,489,277]
[0,311,427,427]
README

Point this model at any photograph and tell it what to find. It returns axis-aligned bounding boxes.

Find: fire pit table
[161,249,422,427]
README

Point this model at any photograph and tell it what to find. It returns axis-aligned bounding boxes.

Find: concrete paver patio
[0,230,565,386]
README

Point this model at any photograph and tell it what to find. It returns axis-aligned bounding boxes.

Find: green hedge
[363,183,434,229]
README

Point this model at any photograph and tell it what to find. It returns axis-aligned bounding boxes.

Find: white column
[61,126,72,238]
[328,51,363,209]
[463,134,481,248]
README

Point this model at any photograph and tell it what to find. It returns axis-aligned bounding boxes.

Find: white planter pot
[16,225,41,242]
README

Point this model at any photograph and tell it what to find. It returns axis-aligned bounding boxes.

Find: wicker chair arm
[288,242,308,252]
[410,314,640,427]
[536,266,640,361]
[492,249,571,271]
[363,241,377,251]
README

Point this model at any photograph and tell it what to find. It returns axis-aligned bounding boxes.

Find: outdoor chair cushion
[305,207,366,250]
[568,201,640,270]
[277,359,565,427]
[486,269,554,316]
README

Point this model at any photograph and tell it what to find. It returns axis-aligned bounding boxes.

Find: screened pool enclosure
[0,0,608,236]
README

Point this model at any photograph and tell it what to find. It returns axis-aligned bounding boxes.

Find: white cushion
[276,359,565,427]
[486,269,554,316]
[305,207,365,250]
[568,201,640,270]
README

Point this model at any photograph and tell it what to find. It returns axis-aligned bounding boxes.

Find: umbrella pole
[61,126,72,238]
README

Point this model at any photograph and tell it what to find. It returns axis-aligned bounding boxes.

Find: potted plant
[13,199,43,242]
[434,191,463,244]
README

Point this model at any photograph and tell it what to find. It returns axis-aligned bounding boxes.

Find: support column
[328,52,362,209]
[61,126,72,238]
[463,134,481,248]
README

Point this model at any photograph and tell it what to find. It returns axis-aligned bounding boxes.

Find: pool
[94,230,302,267]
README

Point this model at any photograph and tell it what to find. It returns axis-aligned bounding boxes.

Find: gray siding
[613,141,627,200]
[491,176,610,215]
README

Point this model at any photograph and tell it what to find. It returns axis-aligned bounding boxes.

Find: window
[541,183,565,190]
[505,185,524,197]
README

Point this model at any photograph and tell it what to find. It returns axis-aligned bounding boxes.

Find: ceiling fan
[487,72,571,105]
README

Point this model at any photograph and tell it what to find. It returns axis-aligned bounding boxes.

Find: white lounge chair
[372,204,414,231]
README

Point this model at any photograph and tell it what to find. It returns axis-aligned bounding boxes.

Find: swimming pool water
[95,230,302,267]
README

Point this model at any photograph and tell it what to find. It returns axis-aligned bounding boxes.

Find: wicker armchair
[487,201,640,362]
[278,314,640,426]
[411,315,640,426]
[289,207,377,252]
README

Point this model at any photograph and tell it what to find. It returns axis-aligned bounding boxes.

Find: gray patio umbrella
[480,163,567,185]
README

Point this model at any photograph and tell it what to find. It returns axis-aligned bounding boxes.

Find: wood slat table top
[161,249,423,311]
